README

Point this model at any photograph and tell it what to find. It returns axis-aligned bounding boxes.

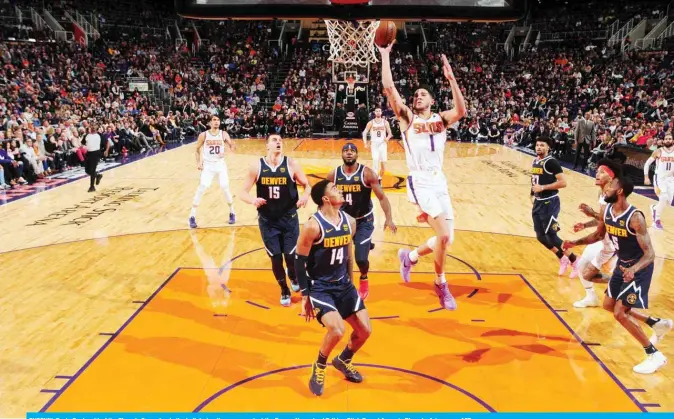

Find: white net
[325,19,380,67]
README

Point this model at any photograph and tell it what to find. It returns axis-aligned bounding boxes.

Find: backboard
[175,0,526,21]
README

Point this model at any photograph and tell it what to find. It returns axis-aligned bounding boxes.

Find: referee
[84,123,109,192]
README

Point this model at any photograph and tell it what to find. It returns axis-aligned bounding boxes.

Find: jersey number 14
[330,247,344,265]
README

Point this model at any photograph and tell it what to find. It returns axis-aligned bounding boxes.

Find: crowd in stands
[2,0,674,189]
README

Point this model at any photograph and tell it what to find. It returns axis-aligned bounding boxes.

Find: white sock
[435,273,447,285]
[190,207,197,218]
[409,249,419,263]
[229,202,235,215]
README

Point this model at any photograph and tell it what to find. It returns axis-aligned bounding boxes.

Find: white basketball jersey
[656,147,674,179]
[202,130,226,163]
[371,118,387,143]
[402,113,447,173]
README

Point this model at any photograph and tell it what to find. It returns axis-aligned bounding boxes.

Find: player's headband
[343,143,358,152]
[598,165,615,179]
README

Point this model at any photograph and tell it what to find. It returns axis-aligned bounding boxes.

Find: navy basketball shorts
[532,195,561,237]
[309,280,366,326]
[606,261,654,309]
[258,210,300,257]
[354,214,375,262]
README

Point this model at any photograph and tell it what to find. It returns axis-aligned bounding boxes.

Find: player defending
[378,44,466,310]
[644,133,674,230]
[327,142,397,301]
[189,115,236,228]
[239,134,311,306]
[570,159,621,308]
[362,108,393,181]
[295,179,372,396]
[530,136,579,276]
[564,175,671,374]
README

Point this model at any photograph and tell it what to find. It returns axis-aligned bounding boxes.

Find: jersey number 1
[330,247,344,265]
[269,186,280,199]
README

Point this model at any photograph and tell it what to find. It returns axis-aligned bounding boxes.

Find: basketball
[374,20,397,47]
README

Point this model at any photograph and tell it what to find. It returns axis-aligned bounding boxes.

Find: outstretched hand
[376,42,394,55]
[441,54,456,82]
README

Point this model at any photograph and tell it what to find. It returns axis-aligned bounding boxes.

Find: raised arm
[364,166,396,233]
[295,217,321,321]
[438,55,466,127]
[289,157,311,208]
[239,160,266,207]
[377,44,412,128]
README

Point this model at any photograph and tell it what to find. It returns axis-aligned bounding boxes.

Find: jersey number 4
[344,193,353,205]
[209,145,221,155]
[268,186,280,199]
[330,247,344,265]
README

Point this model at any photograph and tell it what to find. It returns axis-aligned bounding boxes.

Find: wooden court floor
[1,139,673,415]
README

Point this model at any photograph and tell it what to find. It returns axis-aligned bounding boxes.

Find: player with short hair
[530,136,579,276]
[644,133,674,230]
[327,142,397,300]
[295,179,372,396]
[362,108,393,181]
[564,174,671,374]
[189,115,236,228]
[378,43,466,310]
[239,134,311,306]
[571,159,621,308]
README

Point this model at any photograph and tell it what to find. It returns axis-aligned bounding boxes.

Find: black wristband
[294,254,311,296]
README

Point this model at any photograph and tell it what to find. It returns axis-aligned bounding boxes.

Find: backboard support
[175,0,527,22]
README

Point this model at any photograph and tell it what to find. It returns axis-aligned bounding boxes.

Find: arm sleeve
[294,254,311,297]
[644,157,655,177]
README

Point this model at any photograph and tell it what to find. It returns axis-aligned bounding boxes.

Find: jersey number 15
[268,186,280,199]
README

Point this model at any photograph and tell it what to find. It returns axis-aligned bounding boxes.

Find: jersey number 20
[209,145,221,155]
[330,247,344,265]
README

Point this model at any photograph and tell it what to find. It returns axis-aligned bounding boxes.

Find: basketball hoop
[325,19,380,67]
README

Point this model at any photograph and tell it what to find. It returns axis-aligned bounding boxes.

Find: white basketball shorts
[371,140,388,165]
[581,237,616,271]
[200,160,229,188]
[406,171,454,220]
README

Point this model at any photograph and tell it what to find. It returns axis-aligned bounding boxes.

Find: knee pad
[426,236,437,249]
